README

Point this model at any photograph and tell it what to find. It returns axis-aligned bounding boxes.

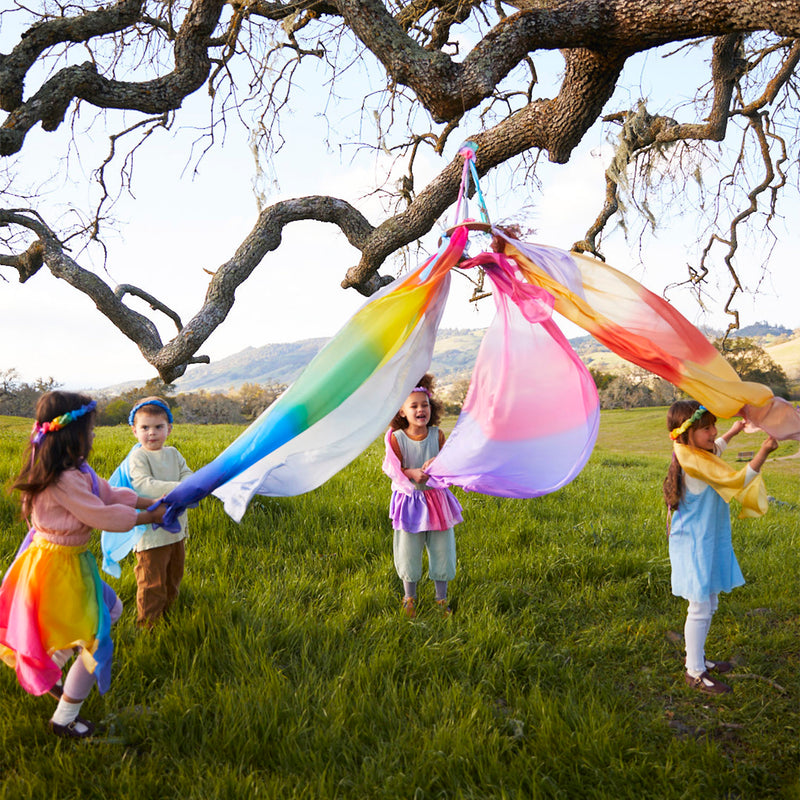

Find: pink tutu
[389,487,462,533]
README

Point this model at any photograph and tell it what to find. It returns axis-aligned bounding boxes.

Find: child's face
[400,391,431,431]
[132,410,172,452]
[688,422,717,452]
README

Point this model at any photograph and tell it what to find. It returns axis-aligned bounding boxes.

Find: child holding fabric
[383,374,462,618]
[663,400,777,694]
[0,391,164,738]
[124,397,193,628]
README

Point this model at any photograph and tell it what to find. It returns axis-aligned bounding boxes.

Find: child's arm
[177,450,193,479]
[52,472,145,532]
[747,435,779,473]
[721,419,746,443]
[405,467,429,483]
[135,495,162,510]
[389,432,429,484]
[419,429,447,474]
[135,502,166,526]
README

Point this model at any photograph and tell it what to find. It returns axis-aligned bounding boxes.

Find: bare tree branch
[1,0,799,382]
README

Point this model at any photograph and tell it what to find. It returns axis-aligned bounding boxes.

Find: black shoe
[49,717,95,739]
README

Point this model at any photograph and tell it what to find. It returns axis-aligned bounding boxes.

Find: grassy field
[0,409,798,799]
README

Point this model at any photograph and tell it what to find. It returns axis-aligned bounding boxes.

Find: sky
[2,19,799,391]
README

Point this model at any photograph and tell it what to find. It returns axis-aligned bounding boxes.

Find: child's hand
[748,436,779,473]
[405,468,429,484]
[421,458,435,471]
[727,419,746,437]
[760,436,779,455]
[721,419,746,443]
[138,500,166,525]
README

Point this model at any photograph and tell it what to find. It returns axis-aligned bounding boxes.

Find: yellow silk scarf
[673,443,768,519]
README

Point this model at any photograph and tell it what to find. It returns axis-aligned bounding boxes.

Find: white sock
[52,648,75,668]
[50,699,84,729]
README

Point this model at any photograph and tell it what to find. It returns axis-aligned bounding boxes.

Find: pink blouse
[31,468,139,547]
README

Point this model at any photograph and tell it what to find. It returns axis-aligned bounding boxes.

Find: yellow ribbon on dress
[673,443,768,519]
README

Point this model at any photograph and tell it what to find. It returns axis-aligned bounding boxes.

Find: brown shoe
[704,659,733,674]
[436,598,452,618]
[685,671,732,694]
[401,596,416,618]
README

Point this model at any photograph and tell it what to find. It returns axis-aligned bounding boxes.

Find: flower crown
[31,400,97,445]
[670,405,707,440]
[411,386,431,397]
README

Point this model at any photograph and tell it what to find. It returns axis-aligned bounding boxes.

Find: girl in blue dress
[663,400,777,694]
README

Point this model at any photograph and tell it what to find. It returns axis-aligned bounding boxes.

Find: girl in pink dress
[0,391,164,738]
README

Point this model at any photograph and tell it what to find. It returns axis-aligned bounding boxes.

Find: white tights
[684,594,719,677]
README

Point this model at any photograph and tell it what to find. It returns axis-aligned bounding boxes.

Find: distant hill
[175,338,331,392]
[166,329,487,393]
[104,324,800,395]
[729,322,794,339]
[764,336,800,380]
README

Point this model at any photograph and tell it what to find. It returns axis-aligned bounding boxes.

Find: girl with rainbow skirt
[0,391,164,738]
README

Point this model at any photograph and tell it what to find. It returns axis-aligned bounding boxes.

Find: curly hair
[389,373,443,431]
[662,399,716,510]
[12,391,96,515]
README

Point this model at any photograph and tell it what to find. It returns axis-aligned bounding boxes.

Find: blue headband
[129,399,174,425]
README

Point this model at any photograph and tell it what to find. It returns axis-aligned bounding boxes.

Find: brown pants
[134,540,185,627]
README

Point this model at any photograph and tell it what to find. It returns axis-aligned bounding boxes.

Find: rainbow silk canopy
[101,145,800,564]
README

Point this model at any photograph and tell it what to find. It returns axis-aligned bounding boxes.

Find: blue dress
[669,481,745,603]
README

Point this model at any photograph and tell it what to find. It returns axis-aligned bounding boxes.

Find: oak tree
[1,0,798,381]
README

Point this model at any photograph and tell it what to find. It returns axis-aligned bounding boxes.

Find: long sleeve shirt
[128,446,192,550]
[31,468,138,547]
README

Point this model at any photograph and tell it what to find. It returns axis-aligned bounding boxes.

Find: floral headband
[411,386,431,397]
[670,405,707,440]
[31,400,97,445]
[128,398,174,425]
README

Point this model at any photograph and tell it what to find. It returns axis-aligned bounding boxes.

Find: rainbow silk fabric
[673,443,768,519]
[147,222,799,532]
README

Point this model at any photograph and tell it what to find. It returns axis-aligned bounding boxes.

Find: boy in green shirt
[127,397,193,627]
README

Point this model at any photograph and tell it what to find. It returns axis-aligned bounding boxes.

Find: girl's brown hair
[389,373,443,431]
[13,391,96,514]
[662,399,716,510]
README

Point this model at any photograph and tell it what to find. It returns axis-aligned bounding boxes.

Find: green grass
[0,410,798,799]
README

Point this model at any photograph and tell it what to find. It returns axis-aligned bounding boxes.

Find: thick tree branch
[334,0,800,122]
[1,0,799,382]
[575,34,746,255]
[344,47,626,287]
[0,0,224,155]
[0,0,146,112]
[1,199,380,381]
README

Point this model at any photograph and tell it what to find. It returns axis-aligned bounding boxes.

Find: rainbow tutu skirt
[389,487,463,533]
[0,535,113,696]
